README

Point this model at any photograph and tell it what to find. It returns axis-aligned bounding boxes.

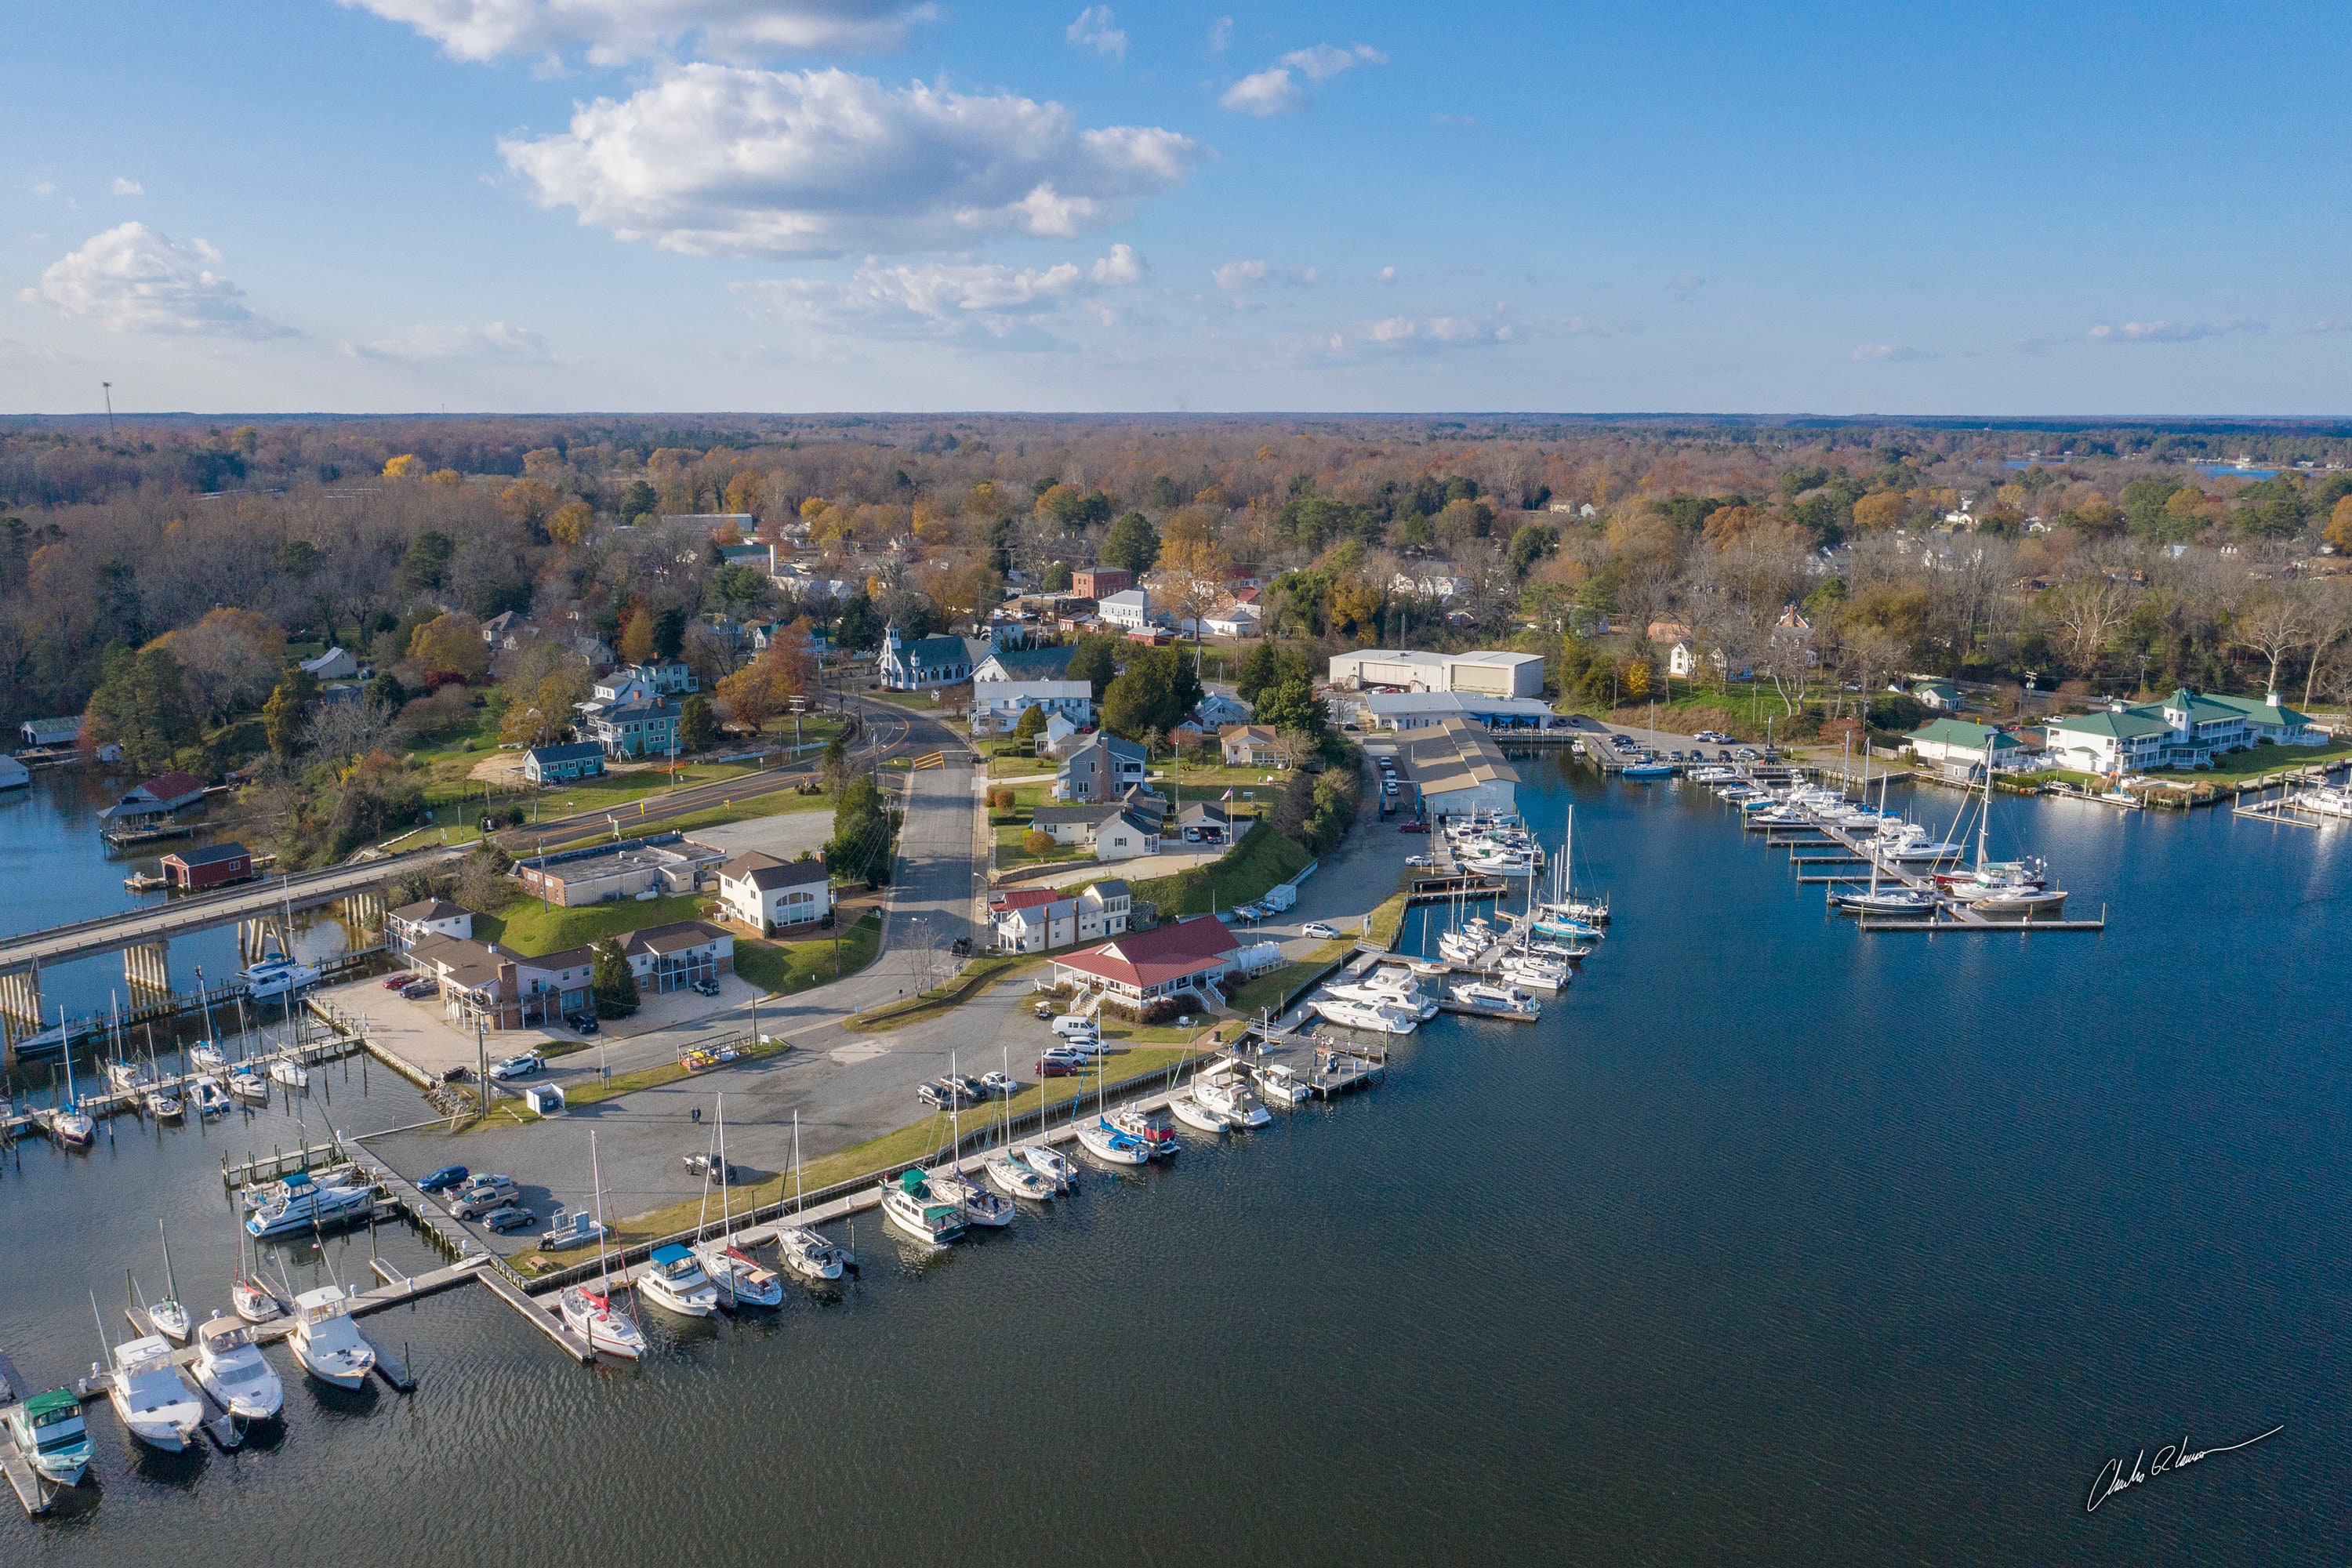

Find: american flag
[1221,787,1233,800]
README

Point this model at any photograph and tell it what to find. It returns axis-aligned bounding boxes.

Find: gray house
[1055,733,1147,803]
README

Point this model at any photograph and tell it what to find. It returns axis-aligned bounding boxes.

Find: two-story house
[583,696,681,758]
[1056,732,1147,801]
[715,851,833,933]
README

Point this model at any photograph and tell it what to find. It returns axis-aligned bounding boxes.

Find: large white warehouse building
[1327,648,1546,699]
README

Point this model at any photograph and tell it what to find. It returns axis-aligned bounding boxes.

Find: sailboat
[190,967,227,1072]
[48,1017,94,1148]
[232,1217,287,1323]
[559,1133,648,1357]
[1076,1053,1152,1166]
[928,1055,1014,1227]
[773,1110,848,1285]
[690,1097,782,1309]
[982,1047,1056,1199]
[147,1221,191,1344]
[1536,806,1610,925]
[1012,1073,1078,1193]
[1936,761,2063,910]
[1836,771,1937,915]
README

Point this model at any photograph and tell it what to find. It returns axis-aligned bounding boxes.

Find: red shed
[162,841,253,891]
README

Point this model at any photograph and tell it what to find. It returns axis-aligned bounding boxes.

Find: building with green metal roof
[1904,717,2027,775]
[2042,687,2325,775]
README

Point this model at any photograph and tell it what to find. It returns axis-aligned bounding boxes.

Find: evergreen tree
[591,938,640,1018]
[678,694,720,751]
[261,669,319,763]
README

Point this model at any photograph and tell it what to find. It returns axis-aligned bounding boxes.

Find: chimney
[2266,689,2281,708]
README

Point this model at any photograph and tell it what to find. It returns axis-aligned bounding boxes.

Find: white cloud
[341,0,931,65]
[32,181,55,198]
[1347,309,1590,351]
[1065,5,1124,60]
[1376,265,1395,281]
[1287,265,1317,286]
[739,244,1146,341]
[111,178,143,197]
[23,223,292,338]
[1851,342,1929,362]
[1212,258,1268,291]
[343,321,559,362]
[1218,43,1383,114]
[2086,319,2264,343]
[1207,15,1231,51]
[503,65,1196,257]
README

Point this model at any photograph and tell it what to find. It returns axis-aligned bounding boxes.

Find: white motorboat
[1253,1062,1312,1106]
[1461,850,1535,876]
[270,1059,309,1090]
[984,1149,1056,1199]
[1973,886,2069,916]
[561,1286,648,1358]
[1407,958,1450,978]
[241,953,322,1000]
[189,1076,231,1117]
[289,1286,376,1388]
[1320,974,1439,1021]
[1311,994,1418,1035]
[106,1334,203,1450]
[1169,1091,1240,1132]
[638,1245,721,1316]
[192,1316,285,1420]
[880,1169,970,1241]
[190,1042,227,1073]
[1436,929,1487,964]
[246,1169,374,1237]
[2,1388,92,1486]
[775,1224,850,1283]
[1499,955,1569,991]
[228,1068,270,1102]
[1450,980,1541,1018]
[1835,885,1939,916]
[143,1087,184,1120]
[1194,1067,1272,1128]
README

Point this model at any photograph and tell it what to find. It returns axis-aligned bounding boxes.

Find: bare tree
[2300,581,2352,709]
[300,697,397,766]
[2042,575,2133,676]
[2225,583,2310,699]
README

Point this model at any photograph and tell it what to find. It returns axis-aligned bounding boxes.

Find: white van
[1052,1014,1100,1040]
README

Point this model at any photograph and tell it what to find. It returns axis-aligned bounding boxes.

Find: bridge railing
[0,854,446,961]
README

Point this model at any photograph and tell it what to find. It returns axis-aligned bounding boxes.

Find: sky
[3,0,2347,416]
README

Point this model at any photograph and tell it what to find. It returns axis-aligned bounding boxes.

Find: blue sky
[4,0,2346,416]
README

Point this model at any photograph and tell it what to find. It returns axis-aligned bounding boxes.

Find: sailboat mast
[793,1110,805,1217]
[717,1094,730,1242]
[590,1131,612,1295]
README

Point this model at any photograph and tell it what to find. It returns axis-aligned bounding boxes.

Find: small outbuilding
[161,841,253,891]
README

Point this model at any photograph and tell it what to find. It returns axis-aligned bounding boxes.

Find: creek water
[1,753,2347,1564]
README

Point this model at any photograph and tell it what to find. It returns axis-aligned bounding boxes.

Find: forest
[4,412,2350,861]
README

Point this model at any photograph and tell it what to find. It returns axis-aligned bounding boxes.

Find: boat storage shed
[1394,717,1520,818]
[162,841,253,891]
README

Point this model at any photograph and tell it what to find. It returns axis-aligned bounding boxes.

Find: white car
[1301,921,1339,939]
[488,1050,545,1081]
[1405,853,1434,867]
[979,1070,1018,1096]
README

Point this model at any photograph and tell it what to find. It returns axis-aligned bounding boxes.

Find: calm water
[2,757,2348,1564]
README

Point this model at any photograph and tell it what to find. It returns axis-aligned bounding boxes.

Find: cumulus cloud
[341,0,930,65]
[502,65,1196,258]
[343,321,559,362]
[2086,319,2264,343]
[1211,258,1268,291]
[24,223,292,338]
[1219,42,1384,114]
[32,181,55,198]
[1065,5,1124,60]
[1851,342,1929,362]
[1207,15,1231,51]
[111,178,143,196]
[739,243,1146,340]
[1342,309,1592,352]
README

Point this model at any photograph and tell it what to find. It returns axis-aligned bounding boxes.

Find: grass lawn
[2144,740,2352,784]
[511,1044,1201,1257]
[870,690,941,710]
[471,891,711,956]
[986,753,1059,779]
[731,911,882,994]
[844,951,1054,1033]
[1127,819,1310,916]
[1365,887,1412,949]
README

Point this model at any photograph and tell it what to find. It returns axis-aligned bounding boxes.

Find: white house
[299,647,359,681]
[1193,691,1251,728]
[1098,589,1151,630]
[1096,808,1160,861]
[715,851,833,933]
[1203,601,1262,637]
[387,898,473,954]
[989,880,1133,953]
[1906,718,2029,775]
[969,679,1092,735]
[1041,713,1082,755]
[2038,688,2318,775]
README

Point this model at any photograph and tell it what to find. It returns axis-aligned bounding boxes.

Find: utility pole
[101,382,114,441]
[475,1016,489,1121]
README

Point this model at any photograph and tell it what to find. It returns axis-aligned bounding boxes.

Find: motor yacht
[880,1169,969,1241]
[188,1076,231,1117]
[1436,929,1488,964]
[1311,993,1419,1035]
[191,1316,284,1421]
[289,1286,376,1388]
[3,1389,91,1485]
[1450,980,1541,1018]
[559,1287,646,1358]
[247,1169,374,1238]
[637,1245,721,1316]
[107,1334,204,1450]
[1320,972,1439,1021]
[229,1068,270,1102]
[1499,954,1570,991]
[241,953,322,1000]
[1253,1062,1312,1107]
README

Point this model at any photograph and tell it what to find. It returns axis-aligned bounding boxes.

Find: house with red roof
[1048,914,1247,1009]
[98,770,208,822]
